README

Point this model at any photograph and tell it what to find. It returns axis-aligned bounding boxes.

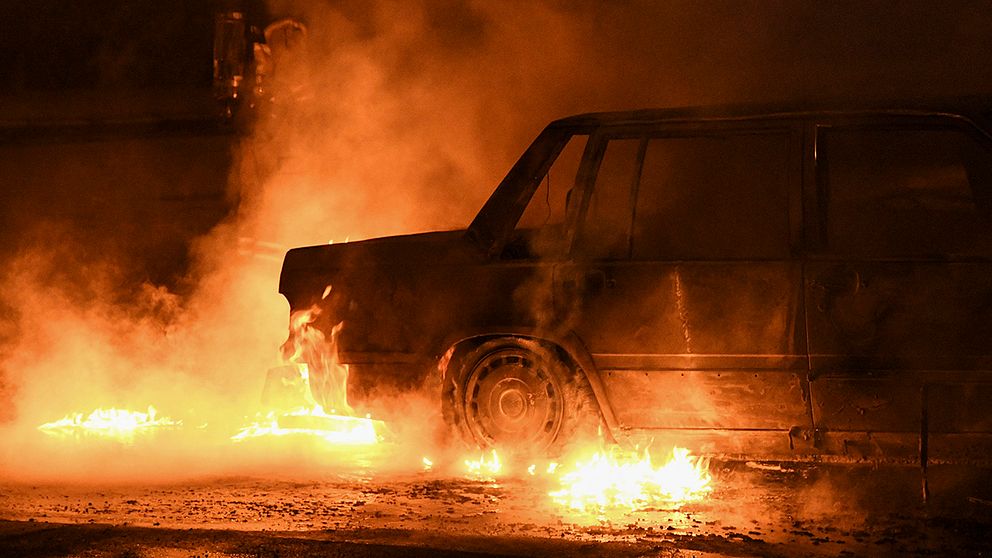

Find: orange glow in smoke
[38,406,181,443]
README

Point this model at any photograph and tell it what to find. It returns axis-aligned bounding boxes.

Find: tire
[444,337,599,456]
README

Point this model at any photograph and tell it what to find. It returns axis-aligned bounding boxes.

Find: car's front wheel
[445,338,599,455]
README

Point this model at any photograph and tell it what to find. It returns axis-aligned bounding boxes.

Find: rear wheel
[445,338,598,455]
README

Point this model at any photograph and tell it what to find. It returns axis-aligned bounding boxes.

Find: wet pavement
[2,452,992,557]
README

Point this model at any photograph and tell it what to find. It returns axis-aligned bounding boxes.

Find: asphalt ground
[2,458,991,557]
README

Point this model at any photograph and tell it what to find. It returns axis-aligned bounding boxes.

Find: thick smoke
[1,1,991,482]
[240,0,992,247]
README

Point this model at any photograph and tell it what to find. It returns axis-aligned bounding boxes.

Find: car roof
[549,97,992,131]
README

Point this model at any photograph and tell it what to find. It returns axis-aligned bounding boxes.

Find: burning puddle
[11,302,988,556]
[8,386,992,557]
[17,299,713,518]
[38,406,182,443]
[28,397,713,518]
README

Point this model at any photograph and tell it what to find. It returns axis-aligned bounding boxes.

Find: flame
[38,406,180,443]
[234,300,381,446]
[458,445,710,512]
[231,404,380,445]
[280,304,352,415]
[464,449,502,479]
[549,446,712,511]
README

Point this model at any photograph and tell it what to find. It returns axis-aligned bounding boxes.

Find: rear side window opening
[817,125,992,259]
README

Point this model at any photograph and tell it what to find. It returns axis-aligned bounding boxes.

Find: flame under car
[278,102,992,465]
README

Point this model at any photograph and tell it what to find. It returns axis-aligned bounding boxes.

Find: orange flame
[280,303,351,415]
[455,445,712,511]
[549,446,712,511]
[464,449,502,479]
[38,406,181,443]
[233,295,381,446]
[231,405,380,445]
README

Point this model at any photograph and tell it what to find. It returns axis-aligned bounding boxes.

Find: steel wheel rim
[464,348,564,449]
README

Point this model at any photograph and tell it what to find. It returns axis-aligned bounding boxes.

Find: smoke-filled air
[1,0,991,492]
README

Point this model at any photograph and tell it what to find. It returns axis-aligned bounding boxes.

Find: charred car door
[556,121,812,459]
[806,116,992,462]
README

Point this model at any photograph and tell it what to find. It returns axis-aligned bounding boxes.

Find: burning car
[278,102,992,465]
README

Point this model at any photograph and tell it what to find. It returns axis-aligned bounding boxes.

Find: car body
[279,100,992,464]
